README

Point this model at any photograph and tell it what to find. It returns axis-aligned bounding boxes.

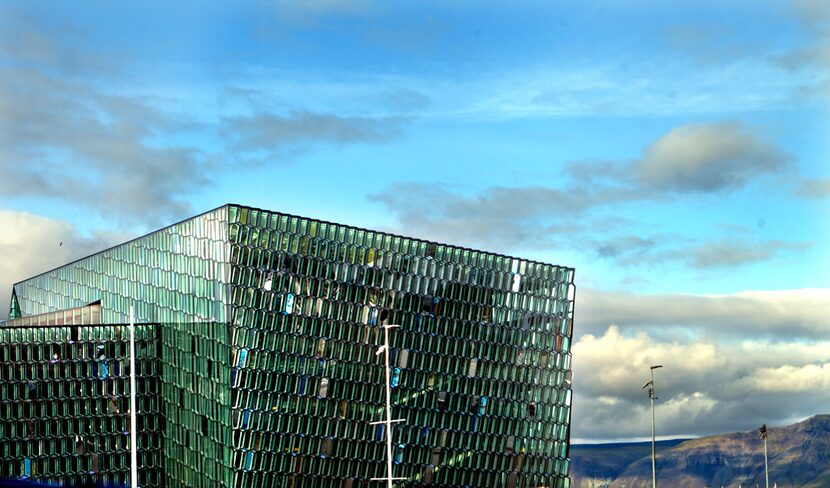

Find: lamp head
[651,365,663,370]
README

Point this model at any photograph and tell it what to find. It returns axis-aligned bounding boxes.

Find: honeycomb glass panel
[5,204,576,487]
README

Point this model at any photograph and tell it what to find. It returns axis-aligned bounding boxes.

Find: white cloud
[571,288,830,440]
[0,210,121,320]
[737,363,830,393]
[571,323,830,441]
[634,121,790,193]
[574,326,724,399]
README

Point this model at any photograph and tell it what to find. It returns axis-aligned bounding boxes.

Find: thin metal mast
[764,435,769,488]
[369,324,407,487]
[642,365,663,488]
[129,305,138,488]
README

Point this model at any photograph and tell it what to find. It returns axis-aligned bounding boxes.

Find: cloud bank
[572,319,830,441]
[569,286,830,441]
[576,288,830,341]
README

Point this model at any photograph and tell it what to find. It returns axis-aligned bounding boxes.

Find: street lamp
[642,364,663,488]
[759,424,769,488]
[370,324,407,487]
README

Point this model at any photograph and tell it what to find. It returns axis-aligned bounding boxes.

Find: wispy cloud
[370,181,639,255]
[682,239,812,269]
[0,10,406,226]
[795,177,830,198]
[662,23,750,66]
[0,11,211,224]
[220,110,405,164]
[775,0,830,102]
[0,64,209,225]
[376,88,431,111]
[272,0,377,20]
[373,121,805,271]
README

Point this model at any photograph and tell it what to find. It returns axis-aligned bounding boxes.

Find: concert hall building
[1,204,576,487]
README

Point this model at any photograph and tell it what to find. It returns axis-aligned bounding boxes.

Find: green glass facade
[12,206,231,326]
[4,204,576,487]
[0,318,163,485]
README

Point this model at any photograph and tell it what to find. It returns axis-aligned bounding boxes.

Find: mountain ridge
[570,414,830,488]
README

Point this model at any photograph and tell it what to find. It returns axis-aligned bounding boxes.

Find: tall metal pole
[129,306,138,488]
[643,365,663,488]
[764,436,769,488]
[383,325,393,488]
[758,424,769,488]
[650,387,656,488]
[370,324,406,487]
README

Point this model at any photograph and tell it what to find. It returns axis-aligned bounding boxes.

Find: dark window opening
[421,296,433,314]
[437,391,447,409]
[322,437,333,457]
[507,470,518,488]
[430,448,441,465]
[424,464,435,483]
[394,443,404,464]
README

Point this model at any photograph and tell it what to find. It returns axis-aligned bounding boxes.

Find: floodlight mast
[369,324,407,487]
[642,364,663,488]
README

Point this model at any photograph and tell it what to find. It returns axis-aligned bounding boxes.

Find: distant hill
[570,439,690,487]
[570,414,830,488]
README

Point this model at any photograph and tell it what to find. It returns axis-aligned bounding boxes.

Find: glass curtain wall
[6,203,576,488]
[226,205,575,488]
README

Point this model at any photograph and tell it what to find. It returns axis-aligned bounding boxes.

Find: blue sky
[0,0,828,442]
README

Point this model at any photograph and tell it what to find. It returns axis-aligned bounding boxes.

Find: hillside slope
[570,439,688,487]
[570,414,830,488]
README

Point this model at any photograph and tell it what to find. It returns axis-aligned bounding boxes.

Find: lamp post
[370,324,407,487]
[759,424,769,488]
[642,365,663,488]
